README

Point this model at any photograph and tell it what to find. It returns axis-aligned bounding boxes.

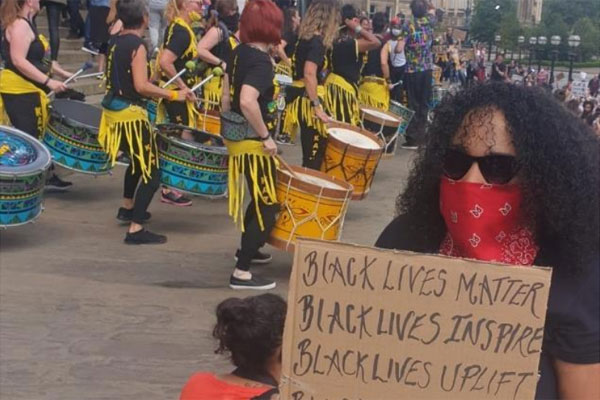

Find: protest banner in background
[571,79,588,98]
[281,239,552,400]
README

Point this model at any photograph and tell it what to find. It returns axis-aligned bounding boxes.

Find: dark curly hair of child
[396,82,599,274]
[213,294,287,374]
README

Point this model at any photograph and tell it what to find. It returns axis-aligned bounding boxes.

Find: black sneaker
[81,44,99,56]
[234,249,273,265]
[160,190,192,207]
[276,135,291,145]
[45,174,73,191]
[115,153,131,166]
[116,207,151,222]
[229,274,276,290]
[124,229,167,245]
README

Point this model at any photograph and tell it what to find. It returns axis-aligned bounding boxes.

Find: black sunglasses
[442,148,520,185]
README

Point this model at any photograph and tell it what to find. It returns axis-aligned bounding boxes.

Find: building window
[385,6,391,19]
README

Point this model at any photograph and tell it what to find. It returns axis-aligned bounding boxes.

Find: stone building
[517,0,543,25]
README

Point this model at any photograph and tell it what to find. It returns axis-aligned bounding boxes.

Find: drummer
[0,0,75,189]
[286,0,339,170]
[324,4,380,126]
[98,0,195,244]
[221,0,281,290]
[157,0,204,206]
[358,12,389,110]
[196,0,240,111]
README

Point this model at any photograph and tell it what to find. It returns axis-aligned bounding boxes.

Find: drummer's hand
[176,88,196,102]
[345,18,359,31]
[262,137,277,156]
[47,79,67,93]
[388,83,395,91]
[314,106,330,123]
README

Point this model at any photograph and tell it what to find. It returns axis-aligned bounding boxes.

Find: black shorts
[89,6,110,49]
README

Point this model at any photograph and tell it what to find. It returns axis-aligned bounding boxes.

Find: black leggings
[120,125,161,224]
[44,1,62,61]
[235,157,279,271]
[1,92,44,138]
[404,70,433,144]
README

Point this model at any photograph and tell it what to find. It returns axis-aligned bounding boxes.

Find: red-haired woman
[221,0,282,291]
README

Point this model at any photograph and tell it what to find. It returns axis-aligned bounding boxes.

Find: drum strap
[0,69,49,134]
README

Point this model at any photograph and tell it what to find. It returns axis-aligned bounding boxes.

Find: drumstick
[275,155,300,180]
[161,61,196,88]
[77,71,104,80]
[191,66,224,92]
[47,61,93,97]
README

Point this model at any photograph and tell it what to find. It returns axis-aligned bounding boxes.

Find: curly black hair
[213,294,286,374]
[396,82,599,273]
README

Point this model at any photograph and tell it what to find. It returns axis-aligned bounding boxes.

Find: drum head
[361,107,401,128]
[51,99,102,129]
[0,125,51,176]
[275,74,292,86]
[157,123,227,154]
[328,127,381,150]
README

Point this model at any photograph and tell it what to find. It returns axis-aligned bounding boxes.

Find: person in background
[490,53,507,82]
[399,0,436,150]
[0,0,74,190]
[358,12,388,110]
[376,82,599,400]
[99,0,195,244]
[148,0,168,52]
[381,16,406,104]
[286,0,339,170]
[324,4,380,126]
[581,100,595,126]
[41,0,64,62]
[65,0,84,39]
[88,0,110,73]
[588,73,600,98]
[565,98,580,116]
[180,294,286,399]
[196,0,240,111]
[221,0,282,289]
[537,67,549,87]
[444,26,453,45]
[359,15,370,32]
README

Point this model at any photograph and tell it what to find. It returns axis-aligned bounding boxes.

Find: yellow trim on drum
[0,189,42,200]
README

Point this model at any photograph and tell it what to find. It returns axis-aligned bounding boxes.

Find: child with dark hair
[180,294,287,399]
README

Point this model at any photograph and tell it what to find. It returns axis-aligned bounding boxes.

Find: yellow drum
[321,122,384,200]
[268,165,353,253]
[360,106,402,157]
[196,110,221,136]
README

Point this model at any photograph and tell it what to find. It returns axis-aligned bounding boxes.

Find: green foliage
[572,17,600,61]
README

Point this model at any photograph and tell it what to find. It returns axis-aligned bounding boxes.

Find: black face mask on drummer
[221,12,239,33]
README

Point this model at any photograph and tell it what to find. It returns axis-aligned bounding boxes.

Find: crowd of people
[0,0,598,398]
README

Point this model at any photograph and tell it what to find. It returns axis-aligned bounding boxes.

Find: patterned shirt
[401,14,436,73]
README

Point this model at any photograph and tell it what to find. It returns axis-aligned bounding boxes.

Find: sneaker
[45,174,73,191]
[161,190,192,207]
[276,135,292,145]
[124,229,167,245]
[81,44,99,56]
[234,249,273,265]
[229,274,276,290]
[115,153,131,166]
[116,207,151,222]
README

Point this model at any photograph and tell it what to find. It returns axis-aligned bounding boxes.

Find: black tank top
[330,37,362,85]
[105,34,146,102]
[362,35,384,78]
[1,17,50,87]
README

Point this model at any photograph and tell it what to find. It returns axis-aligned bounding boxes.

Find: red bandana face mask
[438,177,539,265]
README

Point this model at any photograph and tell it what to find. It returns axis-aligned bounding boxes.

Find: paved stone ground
[0,141,414,400]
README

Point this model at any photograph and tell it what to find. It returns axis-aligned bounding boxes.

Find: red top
[179,372,273,400]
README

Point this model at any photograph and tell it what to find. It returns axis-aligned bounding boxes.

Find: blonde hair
[298,0,340,49]
[0,0,27,29]
[165,0,185,22]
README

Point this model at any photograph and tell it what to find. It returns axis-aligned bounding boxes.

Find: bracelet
[43,77,50,86]
[354,25,363,35]
[311,98,321,108]
[169,90,178,101]
[259,134,270,141]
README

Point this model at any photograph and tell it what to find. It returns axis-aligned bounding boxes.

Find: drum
[268,165,353,252]
[359,106,401,157]
[321,123,384,200]
[430,86,449,109]
[44,99,110,174]
[196,110,221,136]
[147,100,158,125]
[0,126,51,227]
[389,100,415,136]
[156,124,228,197]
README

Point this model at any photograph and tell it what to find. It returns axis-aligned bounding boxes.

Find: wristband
[311,98,321,108]
[169,90,178,101]
[259,134,270,141]
[43,77,50,86]
[354,25,363,35]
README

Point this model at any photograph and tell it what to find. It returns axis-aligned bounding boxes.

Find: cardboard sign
[281,239,552,400]
[571,79,588,98]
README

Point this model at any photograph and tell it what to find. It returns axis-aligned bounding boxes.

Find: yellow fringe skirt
[98,105,158,183]
[0,69,49,136]
[202,69,222,111]
[324,72,360,126]
[358,76,390,111]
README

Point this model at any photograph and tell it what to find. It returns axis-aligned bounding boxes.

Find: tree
[573,17,600,61]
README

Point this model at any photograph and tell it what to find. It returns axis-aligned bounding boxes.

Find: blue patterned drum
[44,99,111,174]
[157,124,228,197]
[0,126,51,227]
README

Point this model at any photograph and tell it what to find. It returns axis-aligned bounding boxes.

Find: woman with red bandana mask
[376,82,599,399]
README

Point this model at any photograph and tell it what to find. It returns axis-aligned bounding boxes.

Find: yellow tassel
[0,69,50,135]
[324,72,360,126]
[358,78,390,111]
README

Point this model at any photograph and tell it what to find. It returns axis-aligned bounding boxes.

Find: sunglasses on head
[442,148,520,185]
